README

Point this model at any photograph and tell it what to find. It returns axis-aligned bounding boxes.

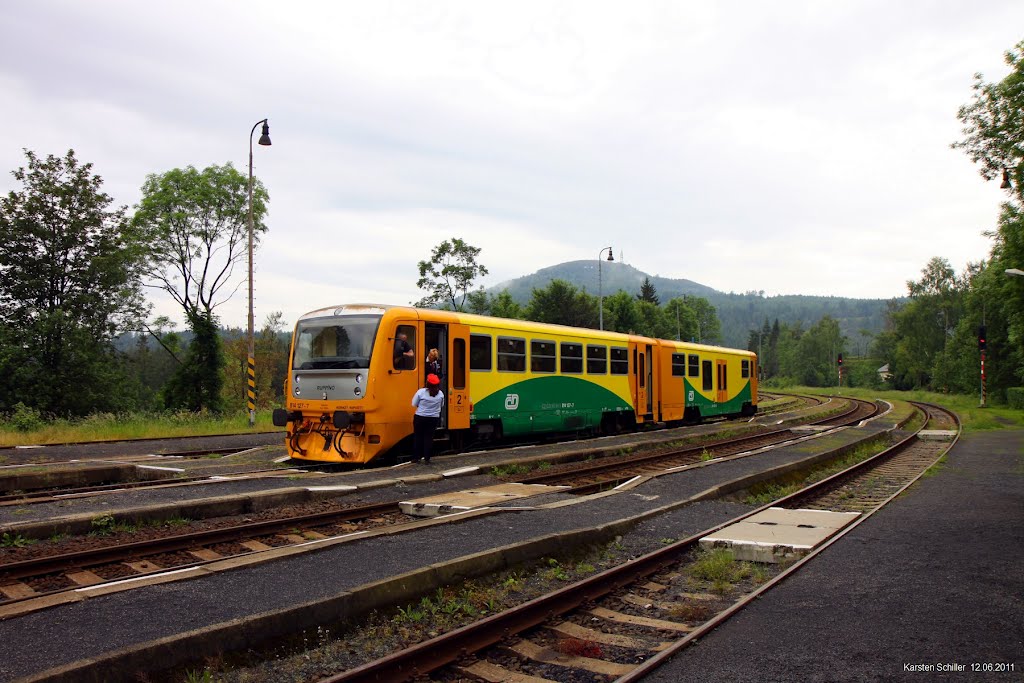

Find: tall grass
[0,409,280,447]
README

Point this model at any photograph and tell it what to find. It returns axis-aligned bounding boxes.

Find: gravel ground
[640,430,1024,683]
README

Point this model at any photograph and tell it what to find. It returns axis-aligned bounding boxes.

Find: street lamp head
[258,120,272,146]
[606,247,614,262]
[1005,268,1024,278]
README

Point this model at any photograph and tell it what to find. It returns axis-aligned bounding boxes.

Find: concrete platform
[699,507,861,563]
[918,429,957,441]
[399,482,569,517]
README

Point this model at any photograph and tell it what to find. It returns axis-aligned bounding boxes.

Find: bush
[1007,387,1024,409]
[8,403,44,432]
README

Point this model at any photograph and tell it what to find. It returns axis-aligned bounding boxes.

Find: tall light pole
[598,246,613,330]
[248,119,271,427]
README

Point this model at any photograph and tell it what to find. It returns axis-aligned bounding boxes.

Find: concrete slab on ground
[399,482,569,517]
[699,506,861,563]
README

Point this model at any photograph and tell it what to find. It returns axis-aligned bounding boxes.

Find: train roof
[296,303,755,357]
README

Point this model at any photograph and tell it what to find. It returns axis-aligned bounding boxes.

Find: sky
[1,1,1022,331]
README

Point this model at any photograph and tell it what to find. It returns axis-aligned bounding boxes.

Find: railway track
[310,401,957,683]
[514,397,880,493]
[0,501,405,604]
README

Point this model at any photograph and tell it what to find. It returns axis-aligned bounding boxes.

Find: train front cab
[278,307,472,465]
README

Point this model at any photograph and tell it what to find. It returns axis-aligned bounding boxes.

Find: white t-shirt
[412,388,445,417]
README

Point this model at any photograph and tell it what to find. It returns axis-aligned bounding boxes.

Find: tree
[223,312,290,409]
[0,150,148,415]
[953,39,1024,204]
[415,238,488,311]
[489,291,524,319]
[637,276,660,305]
[133,163,268,412]
[525,279,596,328]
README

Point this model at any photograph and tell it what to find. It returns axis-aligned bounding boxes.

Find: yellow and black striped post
[247,355,256,425]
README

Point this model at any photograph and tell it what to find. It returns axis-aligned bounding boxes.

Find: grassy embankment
[0,410,280,448]
[785,385,1023,432]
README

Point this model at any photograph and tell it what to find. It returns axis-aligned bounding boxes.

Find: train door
[446,323,471,432]
[716,359,728,404]
[633,345,653,422]
[644,343,654,418]
[390,321,421,426]
[425,323,448,428]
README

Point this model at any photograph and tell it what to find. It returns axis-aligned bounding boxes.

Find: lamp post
[247,118,272,427]
[598,246,613,330]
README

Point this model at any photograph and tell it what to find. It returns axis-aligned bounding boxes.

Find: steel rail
[0,501,399,581]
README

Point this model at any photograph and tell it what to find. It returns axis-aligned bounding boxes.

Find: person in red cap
[411,373,444,464]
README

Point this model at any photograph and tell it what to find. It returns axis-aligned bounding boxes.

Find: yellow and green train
[272,304,758,464]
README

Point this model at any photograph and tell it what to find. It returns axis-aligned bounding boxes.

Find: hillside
[484,260,893,349]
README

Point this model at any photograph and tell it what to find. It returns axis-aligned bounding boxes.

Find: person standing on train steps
[411,374,444,464]
[425,348,442,381]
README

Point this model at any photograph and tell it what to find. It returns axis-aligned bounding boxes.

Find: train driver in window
[394,331,415,370]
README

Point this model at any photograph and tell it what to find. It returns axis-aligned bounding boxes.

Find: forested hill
[484,260,894,349]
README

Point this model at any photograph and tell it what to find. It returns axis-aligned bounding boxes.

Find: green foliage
[0,149,148,416]
[161,312,225,412]
[1,532,34,548]
[953,39,1024,204]
[637,276,660,304]
[90,514,117,535]
[415,237,489,311]
[490,462,531,477]
[8,402,43,432]
[526,279,596,327]
[1007,387,1024,409]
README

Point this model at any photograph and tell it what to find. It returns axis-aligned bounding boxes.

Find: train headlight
[353,386,362,397]
[294,375,301,396]
[355,374,363,384]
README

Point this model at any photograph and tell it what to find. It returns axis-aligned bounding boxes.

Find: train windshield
[292,315,382,370]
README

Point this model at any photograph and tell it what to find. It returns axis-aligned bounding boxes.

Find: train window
[497,337,526,372]
[610,347,629,375]
[452,338,466,389]
[702,360,713,391]
[741,359,750,378]
[688,354,700,377]
[470,334,492,371]
[586,345,607,374]
[293,314,381,370]
[671,353,686,377]
[560,342,583,374]
[393,324,417,370]
[531,340,556,373]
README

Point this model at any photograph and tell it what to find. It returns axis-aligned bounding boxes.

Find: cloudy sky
[2,1,1022,330]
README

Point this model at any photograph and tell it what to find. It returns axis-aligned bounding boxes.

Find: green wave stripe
[683,379,752,416]
[472,376,632,437]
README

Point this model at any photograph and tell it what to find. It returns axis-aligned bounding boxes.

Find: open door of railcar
[446,323,470,433]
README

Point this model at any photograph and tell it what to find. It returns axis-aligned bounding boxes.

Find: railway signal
[978,325,986,350]
[837,353,843,388]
